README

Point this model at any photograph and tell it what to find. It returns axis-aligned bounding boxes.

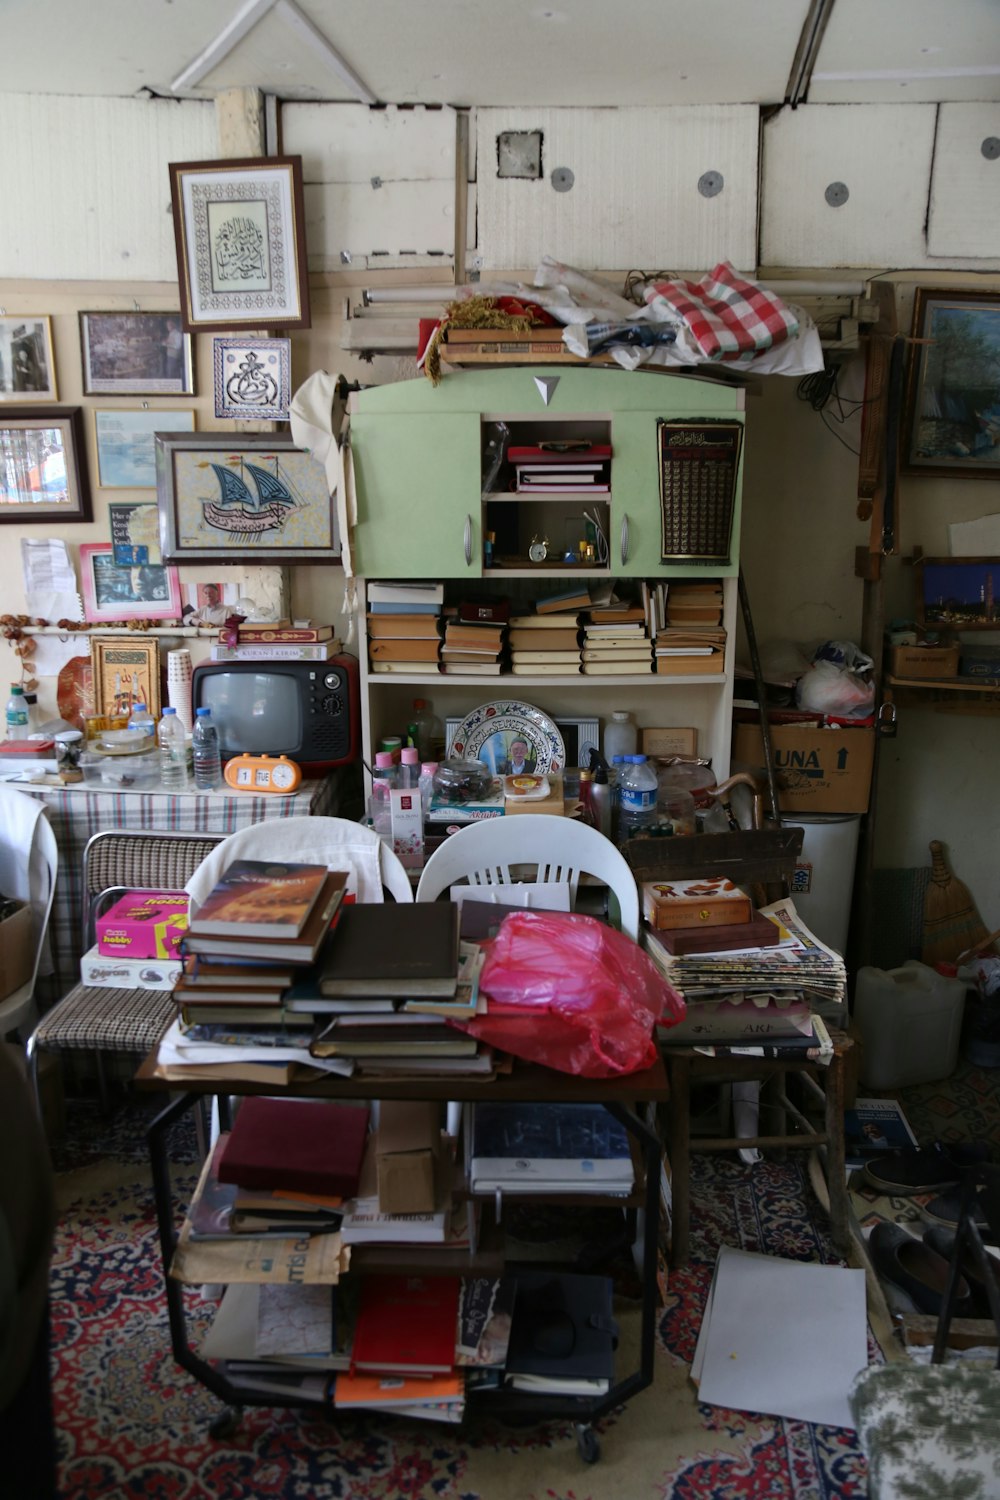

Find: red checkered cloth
[644,261,799,363]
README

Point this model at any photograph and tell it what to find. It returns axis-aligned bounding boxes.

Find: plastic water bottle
[157,706,189,791]
[399,745,420,789]
[5,683,28,740]
[369,750,398,836]
[617,754,658,843]
[418,761,438,821]
[192,706,222,791]
[128,701,156,739]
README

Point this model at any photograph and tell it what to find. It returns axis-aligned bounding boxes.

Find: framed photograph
[155,431,340,564]
[904,288,1000,477]
[80,542,182,624]
[79,311,195,397]
[213,336,291,420]
[0,316,57,401]
[0,406,92,523]
[915,556,1000,629]
[168,156,311,334]
[91,635,161,719]
[108,501,162,566]
[94,407,196,488]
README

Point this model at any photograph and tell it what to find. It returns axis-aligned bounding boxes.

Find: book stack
[654,580,726,674]
[158,860,350,1085]
[580,615,653,676]
[203,1278,359,1405]
[211,622,342,663]
[468,1102,635,1196]
[509,443,611,493]
[507,612,582,676]
[440,616,507,675]
[367,581,444,674]
[334,1274,465,1422]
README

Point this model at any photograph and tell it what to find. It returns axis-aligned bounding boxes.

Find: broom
[921,839,991,967]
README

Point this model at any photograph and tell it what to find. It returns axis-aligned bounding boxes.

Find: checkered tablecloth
[21,774,346,998]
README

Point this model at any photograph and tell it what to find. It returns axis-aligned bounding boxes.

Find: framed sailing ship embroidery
[154,431,341,564]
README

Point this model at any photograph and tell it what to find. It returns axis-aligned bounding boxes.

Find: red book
[352,1274,460,1375]
[217,1098,370,1195]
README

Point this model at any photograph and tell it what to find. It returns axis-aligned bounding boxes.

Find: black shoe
[923,1225,1000,1320]
[921,1189,990,1232]
[869,1221,974,1317]
[863,1141,967,1196]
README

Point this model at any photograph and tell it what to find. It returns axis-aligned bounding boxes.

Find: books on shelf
[504,1272,616,1395]
[469,1102,634,1194]
[583,660,654,676]
[509,650,582,667]
[534,586,593,615]
[507,613,582,630]
[181,871,347,962]
[217,1097,370,1197]
[333,1371,464,1422]
[443,621,506,652]
[456,598,511,625]
[367,581,445,605]
[351,1274,461,1376]
[366,613,443,640]
[188,861,337,940]
[317,901,461,998]
[369,637,442,663]
[508,443,612,462]
[204,1279,356,1370]
[234,624,336,643]
[211,641,342,662]
[508,627,581,652]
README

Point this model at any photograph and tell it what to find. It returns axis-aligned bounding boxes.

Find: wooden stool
[665,1029,853,1267]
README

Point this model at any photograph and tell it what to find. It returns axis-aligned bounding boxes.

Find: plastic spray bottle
[588,748,613,840]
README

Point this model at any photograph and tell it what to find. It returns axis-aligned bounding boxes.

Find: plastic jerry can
[854,960,967,1089]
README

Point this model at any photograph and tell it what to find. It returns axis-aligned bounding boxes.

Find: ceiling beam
[785,0,838,107]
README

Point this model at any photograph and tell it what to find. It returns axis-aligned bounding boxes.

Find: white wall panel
[761,104,936,268]
[927,104,1000,263]
[476,107,759,273]
[284,103,465,264]
[0,95,215,281]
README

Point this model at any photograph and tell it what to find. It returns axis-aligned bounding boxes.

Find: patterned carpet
[47,1095,877,1500]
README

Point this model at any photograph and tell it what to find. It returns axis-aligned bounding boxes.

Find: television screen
[199,670,304,756]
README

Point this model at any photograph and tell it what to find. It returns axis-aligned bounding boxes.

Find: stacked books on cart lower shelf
[172,1099,638,1423]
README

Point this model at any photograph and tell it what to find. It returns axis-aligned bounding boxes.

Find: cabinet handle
[619,513,630,567]
[464,514,473,567]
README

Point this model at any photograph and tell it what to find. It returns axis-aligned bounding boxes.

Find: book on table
[204,1279,356,1370]
[186,1136,344,1241]
[469,1102,634,1194]
[504,1272,617,1395]
[180,871,347,962]
[217,1097,370,1196]
[366,612,443,639]
[351,1274,461,1376]
[187,860,338,940]
[177,957,298,989]
[318,901,460,998]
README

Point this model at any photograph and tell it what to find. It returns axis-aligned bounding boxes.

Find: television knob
[323,671,341,690]
[320,694,342,716]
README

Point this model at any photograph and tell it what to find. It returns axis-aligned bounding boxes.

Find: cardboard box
[642,878,751,931]
[0,903,34,999]
[80,945,183,991]
[95,891,189,960]
[732,723,875,814]
[376,1100,443,1214]
[890,644,960,678]
[959,644,1000,678]
[389,786,424,870]
[640,727,698,759]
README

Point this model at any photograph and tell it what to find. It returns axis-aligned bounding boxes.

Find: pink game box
[95,891,189,960]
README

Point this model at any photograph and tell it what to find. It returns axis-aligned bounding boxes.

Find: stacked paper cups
[166,649,194,735]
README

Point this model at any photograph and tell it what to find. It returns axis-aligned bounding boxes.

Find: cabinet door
[351,413,481,578]
[610,412,743,577]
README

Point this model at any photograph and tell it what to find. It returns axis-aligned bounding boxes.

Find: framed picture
[91,635,161,718]
[94,407,196,488]
[213,337,291,420]
[79,311,195,397]
[108,501,162,566]
[446,715,598,769]
[915,556,1000,630]
[904,288,1000,477]
[168,156,311,334]
[0,406,92,523]
[155,431,340,564]
[80,542,182,624]
[0,316,57,402]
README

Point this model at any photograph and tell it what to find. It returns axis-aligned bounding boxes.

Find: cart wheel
[210,1406,241,1440]
[575,1424,600,1464]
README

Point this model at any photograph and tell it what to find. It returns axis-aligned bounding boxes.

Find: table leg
[668,1054,691,1269]
[823,1051,849,1256]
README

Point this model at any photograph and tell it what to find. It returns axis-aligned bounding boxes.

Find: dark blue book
[469,1103,633,1192]
[505,1272,617,1388]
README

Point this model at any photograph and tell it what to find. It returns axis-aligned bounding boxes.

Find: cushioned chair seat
[849,1362,1000,1499]
[30,985,175,1056]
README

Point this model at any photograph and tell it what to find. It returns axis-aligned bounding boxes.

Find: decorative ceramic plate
[451,700,565,775]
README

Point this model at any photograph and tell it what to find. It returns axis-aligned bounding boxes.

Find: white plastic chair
[415,815,639,939]
[0,788,58,1043]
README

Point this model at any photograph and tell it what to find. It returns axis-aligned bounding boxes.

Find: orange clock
[223,753,303,794]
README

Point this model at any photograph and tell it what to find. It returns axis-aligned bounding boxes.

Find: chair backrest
[0,796,59,1032]
[184,816,414,910]
[81,830,225,948]
[414,815,640,940]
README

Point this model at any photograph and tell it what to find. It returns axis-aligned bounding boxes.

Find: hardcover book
[368,638,442,662]
[469,1102,633,1192]
[189,861,336,939]
[318,901,460,997]
[217,1098,370,1196]
[235,625,335,642]
[366,613,442,639]
[210,642,341,662]
[181,872,347,962]
[508,627,581,652]
[505,1272,616,1389]
[351,1274,461,1375]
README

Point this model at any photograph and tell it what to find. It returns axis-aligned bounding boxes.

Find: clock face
[271,761,298,790]
[528,540,548,562]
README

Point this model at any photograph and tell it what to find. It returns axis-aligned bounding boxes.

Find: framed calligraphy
[168,157,311,334]
[212,336,291,420]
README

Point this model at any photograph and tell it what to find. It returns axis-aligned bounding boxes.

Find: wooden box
[642,877,752,931]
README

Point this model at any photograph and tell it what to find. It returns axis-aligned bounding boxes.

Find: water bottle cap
[612,754,625,763]
[9,684,23,694]
[196,707,211,717]
[132,703,146,711]
[612,710,630,721]
[162,706,176,715]
[374,751,395,769]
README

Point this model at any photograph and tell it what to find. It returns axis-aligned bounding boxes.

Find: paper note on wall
[20,538,83,622]
[109,501,162,565]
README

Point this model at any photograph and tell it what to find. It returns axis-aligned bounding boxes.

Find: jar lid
[54,729,83,742]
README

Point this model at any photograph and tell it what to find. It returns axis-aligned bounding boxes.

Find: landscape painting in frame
[0,316,57,401]
[156,432,339,563]
[916,557,1000,629]
[0,407,91,523]
[904,288,1000,477]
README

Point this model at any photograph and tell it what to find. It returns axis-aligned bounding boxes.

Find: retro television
[190,656,359,774]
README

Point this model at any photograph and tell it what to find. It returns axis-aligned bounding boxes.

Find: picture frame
[79,311,195,397]
[90,635,161,719]
[80,542,182,624]
[155,431,340,564]
[915,556,1000,630]
[213,336,291,420]
[108,501,162,566]
[168,156,311,334]
[93,407,196,488]
[0,406,92,523]
[904,288,1000,477]
[0,316,58,402]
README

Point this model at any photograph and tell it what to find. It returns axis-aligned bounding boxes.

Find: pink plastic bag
[460,911,684,1078]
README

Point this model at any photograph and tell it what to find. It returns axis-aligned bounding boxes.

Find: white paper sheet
[696,1245,867,1428]
[20,538,83,622]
